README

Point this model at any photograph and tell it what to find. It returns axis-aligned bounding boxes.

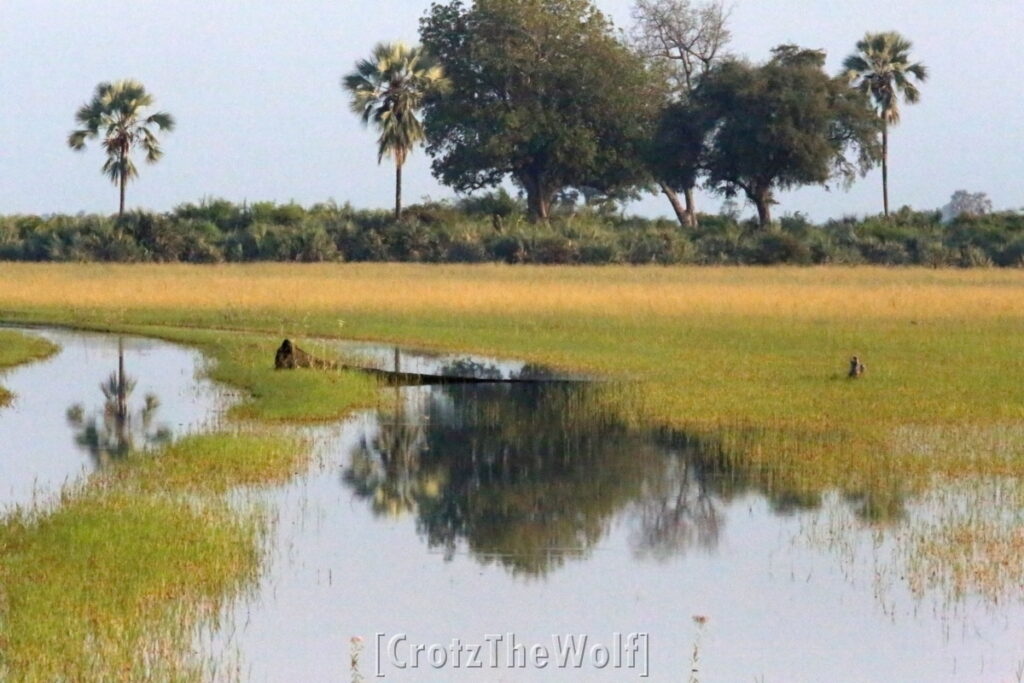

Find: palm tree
[68,80,175,217]
[343,42,449,220]
[843,32,928,218]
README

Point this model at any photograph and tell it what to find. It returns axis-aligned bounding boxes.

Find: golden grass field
[3,262,1024,320]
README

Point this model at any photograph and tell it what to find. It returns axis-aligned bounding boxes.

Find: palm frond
[842,31,927,125]
[70,79,172,193]
[342,41,450,166]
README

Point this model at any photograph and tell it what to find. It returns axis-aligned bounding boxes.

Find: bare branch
[631,0,732,95]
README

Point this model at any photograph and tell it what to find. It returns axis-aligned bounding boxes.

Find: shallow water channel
[2,327,1024,681]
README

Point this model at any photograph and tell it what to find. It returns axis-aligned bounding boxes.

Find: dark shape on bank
[274,339,338,370]
[848,355,866,378]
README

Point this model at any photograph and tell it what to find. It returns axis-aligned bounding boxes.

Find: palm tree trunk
[118,146,128,218]
[395,161,403,220]
[881,121,889,218]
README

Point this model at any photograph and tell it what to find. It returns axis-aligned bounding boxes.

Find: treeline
[3,198,1022,266]
[60,2,935,232]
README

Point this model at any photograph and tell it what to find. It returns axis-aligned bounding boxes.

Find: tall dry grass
[3,263,1024,321]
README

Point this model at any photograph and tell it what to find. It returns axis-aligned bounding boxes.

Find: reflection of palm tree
[65,340,170,467]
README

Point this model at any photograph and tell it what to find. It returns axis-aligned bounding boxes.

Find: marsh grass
[0,329,59,406]
[118,432,309,494]
[0,432,310,680]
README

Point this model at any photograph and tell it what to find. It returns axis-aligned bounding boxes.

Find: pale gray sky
[1,0,1021,221]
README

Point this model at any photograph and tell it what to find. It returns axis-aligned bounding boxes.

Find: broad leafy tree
[68,80,175,217]
[631,0,731,227]
[420,0,658,221]
[343,42,450,220]
[843,32,928,218]
[698,46,881,229]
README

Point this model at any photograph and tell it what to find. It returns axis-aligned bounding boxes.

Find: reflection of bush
[438,359,504,380]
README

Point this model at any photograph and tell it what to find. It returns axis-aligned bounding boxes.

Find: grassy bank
[0,329,59,406]
[119,326,378,422]
[0,432,307,681]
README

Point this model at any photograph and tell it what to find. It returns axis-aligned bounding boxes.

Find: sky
[1,0,1022,221]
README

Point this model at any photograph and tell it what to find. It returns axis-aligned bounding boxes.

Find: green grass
[0,432,310,681]
[117,432,309,494]
[120,326,376,422]
[155,328,378,422]
[0,329,59,406]
[10,303,1021,493]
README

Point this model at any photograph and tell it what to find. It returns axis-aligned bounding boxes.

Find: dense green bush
[0,198,1021,267]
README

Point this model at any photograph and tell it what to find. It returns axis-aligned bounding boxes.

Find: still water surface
[0,327,227,510]
[2,328,1023,681]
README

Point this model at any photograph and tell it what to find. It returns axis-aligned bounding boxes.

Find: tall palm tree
[343,42,449,220]
[843,32,928,218]
[68,80,175,217]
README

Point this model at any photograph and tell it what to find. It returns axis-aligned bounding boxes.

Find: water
[215,383,1024,682]
[0,327,229,510]
[3,328,1024,681]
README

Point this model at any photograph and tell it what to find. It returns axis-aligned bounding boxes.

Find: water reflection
[629,452,723,561]
[344,382,731,576]
[341,378,913,577]
[65,339,170,467]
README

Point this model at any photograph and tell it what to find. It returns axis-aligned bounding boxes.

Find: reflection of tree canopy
[438,358,504,380]
[630,453,723,561]
[345,383,738,576]
[66,370,170,468]
[342,382,907,577]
